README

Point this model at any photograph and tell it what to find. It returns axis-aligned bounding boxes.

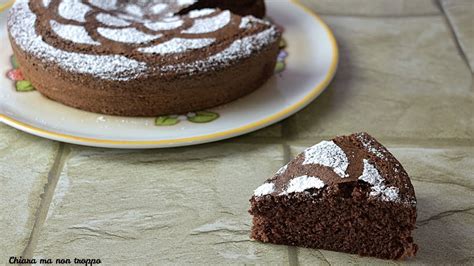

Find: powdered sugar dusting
[144,20,183,31]
[254,183,275,197]
[201,27,278,67]
[163,16,181,22]
[117,13,145,23]
[276,164,288,175]
[281,175,325,195]
[98,27,162,43]
[303,141,349,178]
[151,3,168,14]
[139,38,215,54]
[357,133,386,160]
[89,0,117,10]
[358,159,399,202]
[372,186,399,202]
[58,0,91,23]
[183,11,231,34]
[189,8,215,18]
[240,16,267,29]
[124,4,144,18]
[96,13,131,27]
[177,0,197,6]
[158,26,279,74]
[50,20,100,45]
[42,0,51,7]
[9,0,280,80]
[9,1,147,81]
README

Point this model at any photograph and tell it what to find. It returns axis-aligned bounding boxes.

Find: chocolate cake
[8,0,281,116]
[249,132,418,260]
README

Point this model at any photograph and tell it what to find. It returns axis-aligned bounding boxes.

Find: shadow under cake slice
[249,132,418,260]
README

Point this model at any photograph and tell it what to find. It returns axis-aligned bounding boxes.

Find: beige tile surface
[33,144,289,264]
[410,180,474,265]
[299,0,440,16]
[247,123,283,138]
[1,0,473,265]
[287,15,473,141]
[391,146,474,188]
[441,0,474,72]
[0,126,58,264]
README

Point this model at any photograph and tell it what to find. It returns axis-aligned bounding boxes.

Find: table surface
[1,0,473,265]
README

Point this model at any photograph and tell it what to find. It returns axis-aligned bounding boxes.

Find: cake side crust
[250,190,417,260]
[11,36,280,116]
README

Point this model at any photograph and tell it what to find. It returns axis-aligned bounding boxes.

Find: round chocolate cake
[8,0,281,116]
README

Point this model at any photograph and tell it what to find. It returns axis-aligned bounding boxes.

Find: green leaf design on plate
[274,61,285,73]
[11,55,20,69]
[279,38,287,49]
[16,80,35,92]
[187,111,219,123]
[155,116,180,126]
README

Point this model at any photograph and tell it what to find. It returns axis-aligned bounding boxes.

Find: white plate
[0,0,338,149]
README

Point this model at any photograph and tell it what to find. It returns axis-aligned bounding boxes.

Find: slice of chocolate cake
[249,132,417,260]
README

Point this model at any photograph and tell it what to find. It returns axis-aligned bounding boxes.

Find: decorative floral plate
[0,0,338,149]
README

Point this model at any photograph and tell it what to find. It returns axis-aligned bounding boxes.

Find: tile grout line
[21,143,70,259]
[282,117,293,141]
[436,0,473,73]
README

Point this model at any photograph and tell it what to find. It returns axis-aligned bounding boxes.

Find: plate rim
[0,0,339,148]
[0,0,14,12]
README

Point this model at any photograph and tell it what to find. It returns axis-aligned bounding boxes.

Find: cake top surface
[8,0,280,81]
[254,132,416,205]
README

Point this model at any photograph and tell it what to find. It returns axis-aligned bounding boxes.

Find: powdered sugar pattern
[144,20,184,31]
[157,27,279,74]
[357,133,386,159]
[254,183,275,197]
[151,3,168,14]
[139,38,215,54]
[204,28,278,67]
[9,1,147,81]
[42,0,51,7]
[9,0,280,80]
[117,13,145,23]
[183,11,231,34]
[282,175,325,195]
[125,4,144,18]
[89,0,117,10]
[58,0,91,23]
[177,0,197,6]
[98,27,162,43]
[189,8,215,18]
[50,20,100,45]
[276,164,288,175]
[358,159,399,202]
[303,141,349,178]
[240,16,267,29]
[372,186,399,202]
[96,13,131,27]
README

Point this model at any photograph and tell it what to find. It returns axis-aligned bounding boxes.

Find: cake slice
[249,132,417,260]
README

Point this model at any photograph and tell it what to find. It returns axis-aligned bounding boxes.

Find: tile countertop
[1,0,473,265]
